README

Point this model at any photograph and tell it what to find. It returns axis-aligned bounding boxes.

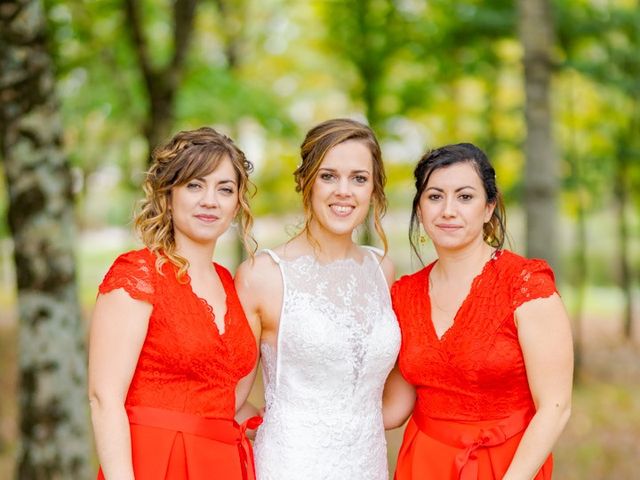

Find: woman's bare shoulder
[236,249,282,290]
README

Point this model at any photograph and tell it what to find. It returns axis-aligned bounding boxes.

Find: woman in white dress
[235,118,400,480]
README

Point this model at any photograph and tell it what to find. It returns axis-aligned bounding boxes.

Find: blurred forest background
[1,0,639,478]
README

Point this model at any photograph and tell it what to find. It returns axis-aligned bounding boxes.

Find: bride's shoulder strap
[259,248,282,265]
[361,245,384,260]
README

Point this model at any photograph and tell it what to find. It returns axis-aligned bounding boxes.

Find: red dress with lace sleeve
[95,248,258,479]
[392,250,557,480]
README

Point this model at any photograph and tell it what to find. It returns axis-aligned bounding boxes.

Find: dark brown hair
[410,142,506,263]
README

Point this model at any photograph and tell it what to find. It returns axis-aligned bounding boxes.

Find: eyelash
[354,175,368,184]
[185,183,235,194]
[318,173,369,184]
[426,193,474,201]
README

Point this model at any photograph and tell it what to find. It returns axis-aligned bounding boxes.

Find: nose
[199,187,219,208]
[442,196,456,217]
[335,177,352,197]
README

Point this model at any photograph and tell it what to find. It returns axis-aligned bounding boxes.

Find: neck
[302,221,359,262]
[432,238,494,283]
[174,236,216,274]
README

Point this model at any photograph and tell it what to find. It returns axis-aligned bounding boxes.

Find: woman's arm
[233,258,266,413]
[88,289,151,480]
[379,254,396,288]
[502,293,573,480]
[378,254,416,429]
[382,365,416,429]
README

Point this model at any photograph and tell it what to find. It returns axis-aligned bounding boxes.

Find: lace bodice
[254,248,400,480]
[98,248,257,418]
[392,249,557,422]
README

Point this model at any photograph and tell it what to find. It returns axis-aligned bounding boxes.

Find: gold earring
[419,234,427,245]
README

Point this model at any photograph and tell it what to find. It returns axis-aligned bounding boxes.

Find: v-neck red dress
[391,250,557,480]
[96,248,259,479]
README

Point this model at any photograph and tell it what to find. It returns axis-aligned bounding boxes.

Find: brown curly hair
[294,118,388,253]
[135,127,255,278]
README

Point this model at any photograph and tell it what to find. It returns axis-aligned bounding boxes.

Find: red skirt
[394,408,552,480]
[97,406,262,480]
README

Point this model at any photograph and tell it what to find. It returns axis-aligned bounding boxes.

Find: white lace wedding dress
[254,247,401,480]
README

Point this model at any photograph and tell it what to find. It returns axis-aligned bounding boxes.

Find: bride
[235,118,400,479]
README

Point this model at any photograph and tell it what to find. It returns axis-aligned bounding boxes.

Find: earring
[419,234,427,245]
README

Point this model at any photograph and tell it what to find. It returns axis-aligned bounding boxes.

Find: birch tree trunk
[518,0,560,271]
[0,1,91,478]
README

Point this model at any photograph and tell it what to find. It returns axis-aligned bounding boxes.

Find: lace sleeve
[98,250,155,304]
[390,278,406,327]
[511,259,557,310]
[391,272,420,332]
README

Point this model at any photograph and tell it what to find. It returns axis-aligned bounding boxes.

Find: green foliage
[177,62,295,135]
[1,0,634,289]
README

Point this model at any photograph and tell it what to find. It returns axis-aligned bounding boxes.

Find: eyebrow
[192,176,237,185]
[318,167,371,174]
[217,179,237,185]
[425,186,477,192]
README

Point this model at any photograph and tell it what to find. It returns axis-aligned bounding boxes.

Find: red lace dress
[96,249,259,480]
[392,250,557,480]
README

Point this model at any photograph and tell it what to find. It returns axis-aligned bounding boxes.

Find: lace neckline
[277,251,376,268]
[426,249,502,342]
[183,263,229,336]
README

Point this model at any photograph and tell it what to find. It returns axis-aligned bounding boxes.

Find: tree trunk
[573,186,586,375]
[518,0,560,272]
[0,1,91,478]
[124,0,198,157]
[614,144,633,339]
[565,70,584,380]
[353,0,386,248]
[212,0,250,267]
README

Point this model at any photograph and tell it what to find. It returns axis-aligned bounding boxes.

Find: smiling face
[418,161,495,253]
[170,156,239,250]
[308,140,374,239]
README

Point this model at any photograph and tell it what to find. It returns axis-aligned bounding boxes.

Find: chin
[435,239,476,252]
[319,224,357,238]
[191,230,224,244]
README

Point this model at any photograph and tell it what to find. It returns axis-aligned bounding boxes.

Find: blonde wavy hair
[135,127,255,278]
[294,118,388,253]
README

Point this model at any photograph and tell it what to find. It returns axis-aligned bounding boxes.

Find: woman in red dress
[88,127,261,479]
[384,143,573,479]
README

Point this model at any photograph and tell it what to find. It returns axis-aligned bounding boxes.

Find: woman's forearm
[502,402,571,480]
[382,367,416,430]
[90,397,135,480]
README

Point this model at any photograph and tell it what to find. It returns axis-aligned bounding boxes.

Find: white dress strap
[260,248,282,264]
[258,248,285,389]
[361,245,384,259]
[361,245,390,288]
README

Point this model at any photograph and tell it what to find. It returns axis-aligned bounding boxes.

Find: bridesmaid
[384,143,573,479]
[88,127,261,479]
